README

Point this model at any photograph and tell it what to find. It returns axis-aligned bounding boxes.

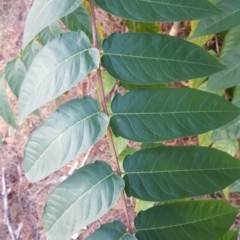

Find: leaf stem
[90,0,133,233]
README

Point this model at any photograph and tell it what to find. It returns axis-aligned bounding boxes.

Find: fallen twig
[2,168,16,240]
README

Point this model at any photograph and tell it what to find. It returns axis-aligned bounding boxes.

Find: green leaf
[121,82,168,91]
[135,200,154,213]
[102,71,116,96]
[126,20,162,33]
[135,200,238,240]
[22,40,41,69]
[102,33,224,85]
[210,116,240,141]
[39,22,63,45]
[22,0,84,49]
[19,32,100,121]
[113,136,129,156]
[190,0,240,38]
[95,0,220,22]
[229,179,240,193]
[44,161,124,240]
[110,88,240,142]
[141,142,163,149]
[198,131,213,147]
[207,44,240,90]
[5,57,26,98]
[124,146,240,201]
[61,5,99,44]
[212,140,238,157]
[0,74,17,129]
[232,84,240,108]
[86,220,137,240]
[220,26,240,59]
[219,231,239,240]
[118,147,135,172]
[24,97,108,182]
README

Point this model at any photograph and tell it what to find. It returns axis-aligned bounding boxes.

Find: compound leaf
[19,32,100,121]
[191,0,240,38]
[5,57,26,98]
[95,0,220,22]
[207,44,240,90]
[24,97,108,182]
[0,74,17,129]
[22,0,84,48]
[124,146,240,201]
[44,161,124,240]
[39,22,63,45]
[86,221,137,240]
[110,88,240,142]
[135,200,238,240]
[102,33,224,85]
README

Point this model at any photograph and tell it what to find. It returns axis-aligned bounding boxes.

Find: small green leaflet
[110,88,240,142]
[61,5,95,43]
[39,22,63,45]
[22,0,84,49]
[124,146,240,201]
[135,200,238,240]
[219,231,239,240]
[21,40,41,69]
[232,84,240,108]
[86,221,137,240]
[191,0,240,38]
[0,74,17,129]
[5,58,26,98]
[95,0,220,22]
[102,33,224,85]
[24,97,108,182]
[207,44,240,90]
[19,32,100,121]
[44,161,124,240]
[220,26,240,59]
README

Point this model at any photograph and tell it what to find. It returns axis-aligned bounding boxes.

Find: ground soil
[0,1,240,240]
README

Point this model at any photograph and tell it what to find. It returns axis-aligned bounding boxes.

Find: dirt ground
[1,1,240,240]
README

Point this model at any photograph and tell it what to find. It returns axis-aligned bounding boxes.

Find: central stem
[90,0,133,233]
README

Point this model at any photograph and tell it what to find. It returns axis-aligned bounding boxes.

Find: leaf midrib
[104,53,221,68]
[26,111,99,173]
[46,173,114,233]
[126,167,240,174]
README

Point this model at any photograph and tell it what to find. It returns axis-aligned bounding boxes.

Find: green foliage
[135,200,238,240]
[86,221,137,240]
[0,74,17,129]
[44,161,124,240]
[24,97,108,182]
[95,0,220,22]
[110,88,240,142]
[18,32,100,121]
[207,44,240,90]
[4,0,240,239]
[38,22,63,45]
[22,0,84,48]
[102,33,224,84]
[124,146,240,201]
[191,0,240,38]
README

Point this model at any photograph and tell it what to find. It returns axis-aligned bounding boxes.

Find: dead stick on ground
[2,168,16,240]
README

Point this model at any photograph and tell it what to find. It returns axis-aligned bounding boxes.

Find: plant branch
[90,0,133,233]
